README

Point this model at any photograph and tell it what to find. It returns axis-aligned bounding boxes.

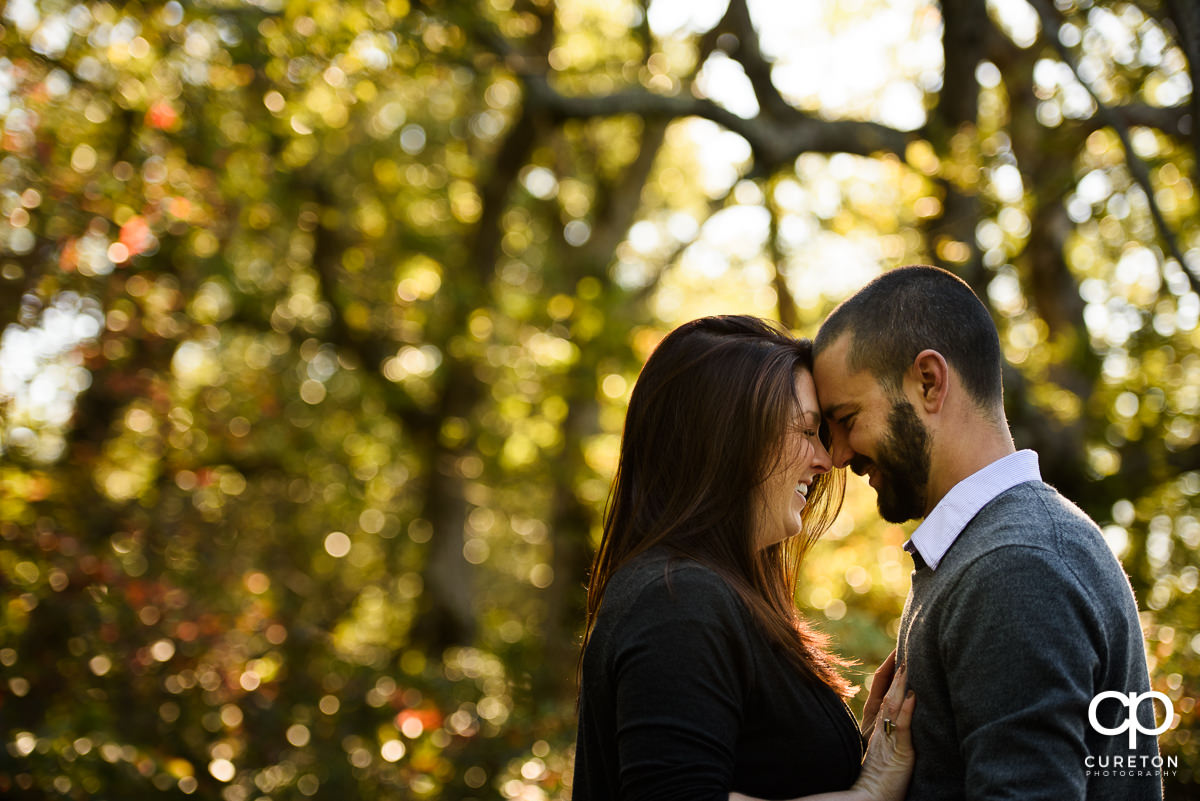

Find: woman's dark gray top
[573,549,864,800]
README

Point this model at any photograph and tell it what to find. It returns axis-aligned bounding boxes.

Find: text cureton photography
[1085,690,1183,781]
[1085,754,1179,779]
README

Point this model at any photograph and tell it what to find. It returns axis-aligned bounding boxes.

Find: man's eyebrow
[822,402,856,421]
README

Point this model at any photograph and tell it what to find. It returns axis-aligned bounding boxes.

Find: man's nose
[828,430,854,470]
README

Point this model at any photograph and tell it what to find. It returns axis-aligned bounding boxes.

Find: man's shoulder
[940,480,1136,607]
[980,479,1098,530]
[953,480,1104,554]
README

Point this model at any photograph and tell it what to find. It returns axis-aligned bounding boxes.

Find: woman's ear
[911,349,948,414]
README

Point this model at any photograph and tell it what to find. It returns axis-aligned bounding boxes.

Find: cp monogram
[1088,690,1174,749]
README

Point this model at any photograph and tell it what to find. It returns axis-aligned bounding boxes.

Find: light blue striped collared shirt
[904,449,1042,570]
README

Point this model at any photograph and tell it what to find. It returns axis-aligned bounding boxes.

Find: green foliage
[0,0,1198,798]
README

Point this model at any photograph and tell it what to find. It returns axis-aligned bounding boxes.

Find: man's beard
[851,399,932,523]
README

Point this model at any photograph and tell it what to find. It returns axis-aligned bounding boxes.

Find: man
[812,265,1163,800]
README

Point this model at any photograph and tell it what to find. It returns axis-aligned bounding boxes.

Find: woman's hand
[860,650,896,740]
[850,660,915,801]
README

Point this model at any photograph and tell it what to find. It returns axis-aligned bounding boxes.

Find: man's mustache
[849,455,873,477]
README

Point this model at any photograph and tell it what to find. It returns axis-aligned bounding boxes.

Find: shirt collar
[903,449,1042,571]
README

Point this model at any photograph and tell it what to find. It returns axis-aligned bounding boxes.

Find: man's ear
[910,349,948,414]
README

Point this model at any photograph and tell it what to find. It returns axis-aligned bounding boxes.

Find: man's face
[813,334,932,523]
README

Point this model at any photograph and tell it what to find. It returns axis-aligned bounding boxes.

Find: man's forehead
[814,332,854,368]
[813,337,873,414]
[813,337,855,389]
[812,375,855,419]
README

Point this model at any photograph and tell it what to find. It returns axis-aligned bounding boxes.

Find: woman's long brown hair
[581,315,854,697]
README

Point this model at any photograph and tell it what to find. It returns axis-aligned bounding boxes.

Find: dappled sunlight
[0,0,1198,797]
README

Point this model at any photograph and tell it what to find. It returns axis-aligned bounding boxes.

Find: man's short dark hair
[814,265,1003,408]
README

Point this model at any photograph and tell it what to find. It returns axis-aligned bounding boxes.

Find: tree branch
[1109,103,1192,139]
[1027,0,1200,294]
[717,0,796,121]
[521,74,910,170]
[1163,0,1200,186]
[466,106,540,285]
[630,193,734,308]
[299,178,435,431]
[921,0,990,294]
[581,11,723,265]
[587,120,670,264]
[987,30,1191,140]
[936,0,989,130]
[452,2,909,173]
[765,175,798,330]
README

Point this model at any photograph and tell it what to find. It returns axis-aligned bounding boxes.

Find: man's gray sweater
[897,480,1164,800]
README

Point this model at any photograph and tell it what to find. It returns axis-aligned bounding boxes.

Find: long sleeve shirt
[573,549,863,800]
[898,478,1163,801]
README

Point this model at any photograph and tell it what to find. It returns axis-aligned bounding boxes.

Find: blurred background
[0,0,1197,798]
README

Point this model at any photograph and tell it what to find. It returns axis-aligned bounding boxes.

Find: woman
[573,315,914,801]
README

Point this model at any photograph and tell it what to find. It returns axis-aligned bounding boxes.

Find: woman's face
[755,370,834,549]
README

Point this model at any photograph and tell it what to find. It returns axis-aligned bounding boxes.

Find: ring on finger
[883,718,896,736]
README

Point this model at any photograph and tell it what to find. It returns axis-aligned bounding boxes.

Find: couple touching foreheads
[572,266,1163,801]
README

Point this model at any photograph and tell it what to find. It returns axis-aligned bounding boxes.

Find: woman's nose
[810,435,833,474]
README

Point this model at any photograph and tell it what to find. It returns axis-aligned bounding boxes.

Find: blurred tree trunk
[4,0,1200,796]
[921,0,989,297]
[987,33,1097,505]
[1164,0,1200,188]
[537,117,669,701]
[415,107,542,651]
